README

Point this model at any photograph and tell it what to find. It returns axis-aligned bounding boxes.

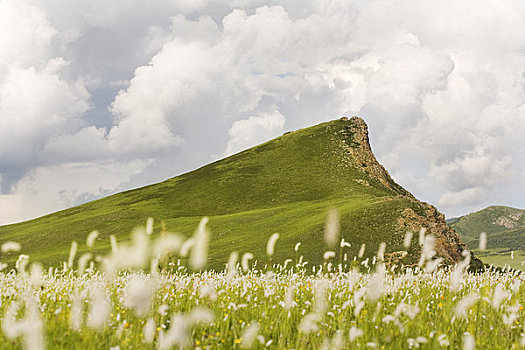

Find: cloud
[0,0,56,69]
[0,0,91,192]
[224,109,286,156]
[0,160,150,224]
[2,0,525,223]
[438,187,489,207]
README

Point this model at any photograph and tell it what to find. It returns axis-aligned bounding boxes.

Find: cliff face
[339,117,411,196]
[341,116,483,269]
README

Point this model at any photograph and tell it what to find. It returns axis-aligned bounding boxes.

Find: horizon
[2,0,525,224]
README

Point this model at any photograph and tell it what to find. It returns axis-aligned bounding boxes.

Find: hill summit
[0,117,481,270]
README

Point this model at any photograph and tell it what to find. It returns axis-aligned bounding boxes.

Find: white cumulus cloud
[224,110,286,156]
[1,0,525,223]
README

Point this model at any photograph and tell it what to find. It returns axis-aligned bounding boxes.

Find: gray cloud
[1,0,525,224]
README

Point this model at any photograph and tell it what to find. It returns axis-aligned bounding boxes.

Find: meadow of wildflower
[0,217,524,350]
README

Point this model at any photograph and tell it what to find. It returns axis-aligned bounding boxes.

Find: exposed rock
[340,116,483,269]
[384,250,408,269]
[398,205,462,263]
[508,211,523,221]
[396,199,483,270]
[340,117,412,197]
[494,216,518,229]
[354,179,370,187]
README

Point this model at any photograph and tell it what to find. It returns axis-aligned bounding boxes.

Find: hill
[0,117,481,270]
[448,206,525,270]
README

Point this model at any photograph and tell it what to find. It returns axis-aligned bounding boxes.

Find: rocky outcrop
[339,117,412,197]
[340,116,483,269]
[494,216,518,229]
[397,204,479,266]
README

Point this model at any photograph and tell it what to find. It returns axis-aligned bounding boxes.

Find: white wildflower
[4,297,45,350]
[377,242,386,261]
[199,284,217,301]
[143,318,156,343]
[241,321,260,348]
[349,326,363,342]
[77,253,93,274]
[104,228,150,275]
[294,242,301,252]
[353,287,366,317]
[30,263,43,288]
[416,337,428,344]
[68,241,78,269]
[492,283,511,310]
[323,251,336,260]
[87,283,111,329]
[424,258,443,273]
[241,253,254,272]
[285,285,296,309]
[382,315,395,324]
[418,228,426,245]
[227,251,239,278]
[463,333,475,350]
[152,233,184,258]
[367,263,386,301]
[1,241,21,253]
[158,304,169,315]
[122,275,155,317]
[110,235,118,253]
[450,251,471,291]
[266,233,280,257]
[190,217,209,270]
[298,313,320,333]
[146,217,154,235]
[15,254,29,273]
[478,232,487,250]
[419,235,436,267]
[502,312,518,327]
[314,279,329,314]
[437,334,449,346]
[455,294,479,320]
[324,208,340,248]
[403,231,413,248]
[179,238,194,258]
[158,314,188,349]
[188,307,214,324]
[70,292,85,331]
[86,230,99,247]
[358,244,366,258]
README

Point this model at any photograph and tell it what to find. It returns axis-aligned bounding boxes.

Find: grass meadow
[0,217,524,349]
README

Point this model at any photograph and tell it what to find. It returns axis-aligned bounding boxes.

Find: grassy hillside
[449,206,525,270]
[0,118,468,270]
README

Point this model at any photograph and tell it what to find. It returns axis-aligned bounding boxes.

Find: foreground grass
[0,264,524,349]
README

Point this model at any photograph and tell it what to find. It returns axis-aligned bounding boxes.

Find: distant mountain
[0,117,482,270]
[448,206,525,269]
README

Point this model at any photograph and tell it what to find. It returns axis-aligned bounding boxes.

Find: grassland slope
[0,117,480,270]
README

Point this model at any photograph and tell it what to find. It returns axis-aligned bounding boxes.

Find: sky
[1,0,525,225]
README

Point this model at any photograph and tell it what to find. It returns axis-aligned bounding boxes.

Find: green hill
[448,206,525,270]
[0,117,480,270]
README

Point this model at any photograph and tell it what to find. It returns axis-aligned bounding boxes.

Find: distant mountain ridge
[0,117,482,270]
[449,206,525,269]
